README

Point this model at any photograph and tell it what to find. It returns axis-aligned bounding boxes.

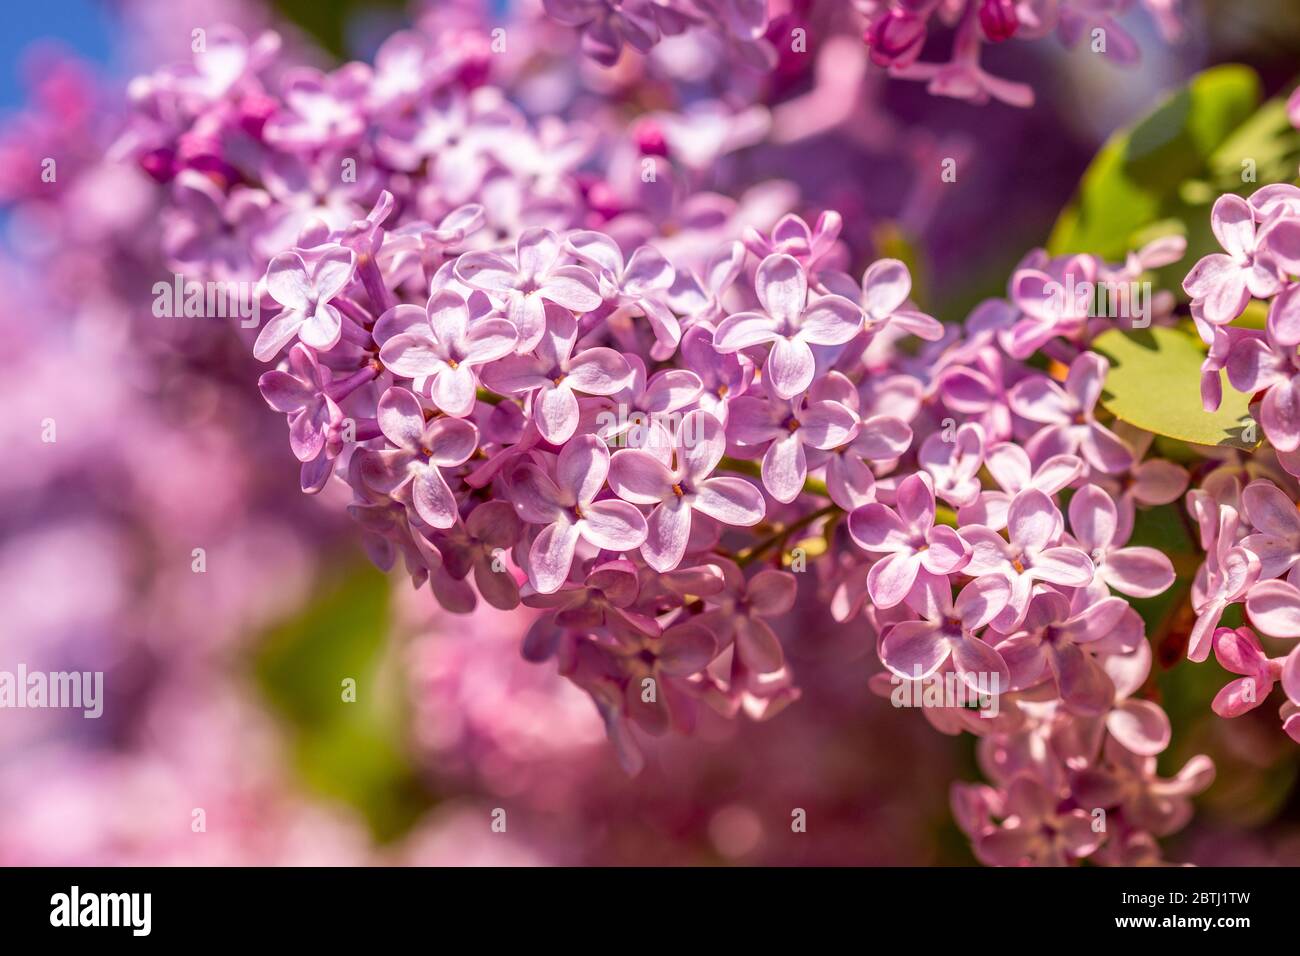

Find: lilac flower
[741,212,843,275]
[1240,479,1300,583]
[918,422,985,508]
[666,241,746,334]
[263,65,368,152]
[433,501,523,611]
[1188,505,1260,662]
[163,172,269,281]
[852,258,943,340]
[378,290,518,417]
[877,573,1011,689]
[1183,194,1285,325]
[253,245,356,362]
[974,775,1104,867]
[565,231,679,353]
[522,560,657,652]
[593,355,703,450]
[805,372,912,511]
[1089,426,1189,542]
[962,488,1096,631]
[1098,641,1172,756]
[1210,627,1278,718]
[1221,328,1300,452]
[693,563,796,675]
[1004,254,1098,358]
[677,325,750,426]
[1244,578,1300,642]
[1007,352,1133,474]
[958,442,1083,530]
[993,589,1130,715]
[506,435,648,594]
[542,0,669,67]
[360,387,480,529]
[1069,740,1214,839]
[848,473,972,609]
[1067,484,1174,598]
[481,305,633,444]
[455,227,604,352]
[728,386,859,503]
[257,344,344,463]
[712,254,863,401]
[608,410,765,572]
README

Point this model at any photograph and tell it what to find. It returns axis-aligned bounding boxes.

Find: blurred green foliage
[272,0,405,58]
[1050,65,1300,294]
[254,560,432,843]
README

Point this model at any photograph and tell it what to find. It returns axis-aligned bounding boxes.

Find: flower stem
[737,503,838,567]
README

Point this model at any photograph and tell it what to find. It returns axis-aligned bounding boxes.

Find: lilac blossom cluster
[252,180,1224,861]
[110,14,1294,867]
[535,0,1183,107]
[856,0,1185,107]
[1182,183,1300,744]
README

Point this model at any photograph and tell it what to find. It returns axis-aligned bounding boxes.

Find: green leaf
[1049,66,1300,294]
[269,0,405,58]
[254,560,432,842]
[1090,325,1259,450]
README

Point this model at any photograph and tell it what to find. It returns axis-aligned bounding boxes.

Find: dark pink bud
[237,92,278,139]
[138,147,177,184]
[864,10,927,69]
[978,0,1019,43]
[633,120,669,158]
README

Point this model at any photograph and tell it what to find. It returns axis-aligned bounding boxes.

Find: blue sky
[0,0,116,110]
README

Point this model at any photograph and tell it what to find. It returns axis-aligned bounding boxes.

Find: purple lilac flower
[608,409,765,572]
[506,435,648,594]
[713,253,863,401]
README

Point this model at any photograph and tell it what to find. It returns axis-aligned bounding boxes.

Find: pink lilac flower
[360,387,480,529]
[432,501,523,611]
[876,572,1012,688]
[1007,352,1133,474]
[253,245,357,362]
[962,488,1096,631]
[805,372,913,511]
[507,435,648,594]
[481,305,633,444]
[542,0,670,67]
[958,443,1083,530]
[608,410,765,572]
[1188,503,1261,663]
[257,344,345,463]
[728,384,859,503]
[1067,484,1175,598]
[712,253,863,401]
[91,9,1260,873]
[1240,479,1300,583]
[565,231,679,354]
[378,290,519,417]
[847,472,971,608]
[993,589,1131,715]
[693,563,797,675]
[918,422,986,508]
[1210,626,1279,718]
[1183,194,1286,325]
[974,775,1104,867]
[593,355,703,450]
[456,227,604,352]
